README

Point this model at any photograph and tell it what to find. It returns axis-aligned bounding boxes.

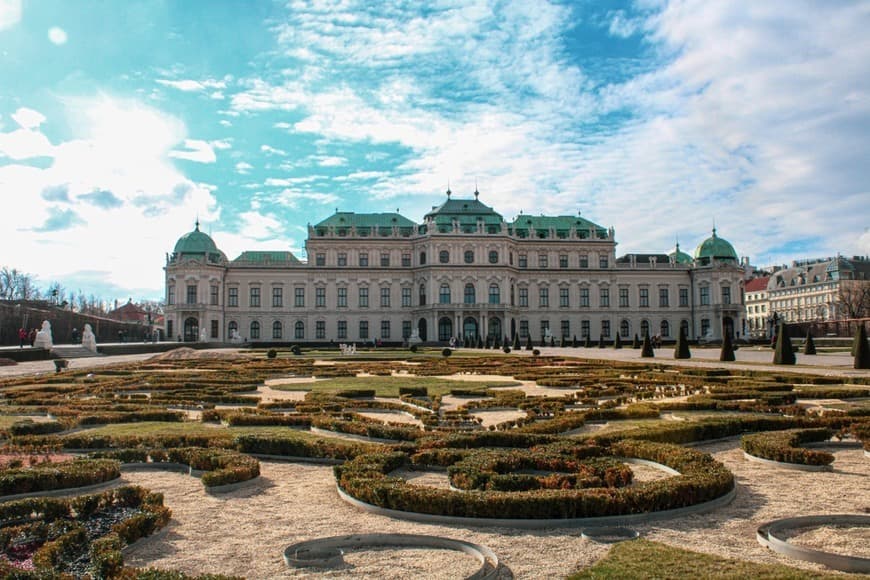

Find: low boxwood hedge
[0,458,120,497]
[234,434,378,461]
[7,419,66,436]
[224,413,313,428]
[312,416,424,441]
[740,428,835,466]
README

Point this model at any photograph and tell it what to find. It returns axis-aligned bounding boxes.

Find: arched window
[464,283,476,304]
[464,250,474,264]
[660,320,670,337]
[295,321,304,339]
[227,321,238,337]
[439,250,449,263]
[250,321,260,339]
[640,320,649,337]
[272,320,282,339]
[419,251,426,265]
[620,319,630,338]
[488,284,500,304]
[488,250,498,264]
[419,284,426,306]
[439,284,451,304]
[438,317,453,341]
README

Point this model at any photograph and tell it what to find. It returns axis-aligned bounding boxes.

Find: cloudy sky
[1,0,868,302]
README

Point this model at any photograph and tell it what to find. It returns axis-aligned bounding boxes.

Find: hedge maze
[0,349,868,576]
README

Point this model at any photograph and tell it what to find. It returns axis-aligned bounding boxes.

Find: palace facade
[164,192,748,345]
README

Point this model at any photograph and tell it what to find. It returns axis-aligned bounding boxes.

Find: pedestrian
[18,328,26,348]
[28,328,37,347]
[71,327,79,344]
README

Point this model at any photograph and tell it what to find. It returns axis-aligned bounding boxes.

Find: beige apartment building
[164,192,747,345]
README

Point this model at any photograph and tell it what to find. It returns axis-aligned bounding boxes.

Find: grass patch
[567,539,838,579]
[270,375,517,397]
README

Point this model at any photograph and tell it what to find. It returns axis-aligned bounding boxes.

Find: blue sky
[1,0,868,302]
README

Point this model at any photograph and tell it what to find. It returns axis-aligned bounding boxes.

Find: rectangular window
[659,288,669,308]
[337,253,347,267]
[359,252,369,267]
[559,287,569,308]
[539,287,549,307]
[380,253,390,267]
[560,319,570,338]
[295,287,305,307]
[337,320,347,339]
[210,320,218,339]
[316,287,326,307]
[599,256,609,269]
[401,287,411,307]
[619,288,629,308]
[402,321,412,339]
[539,253,548,268]
[601,320,611,338]
[293,322,303,339]
[701,318,710,336]
[580,287,589,307]
[518,254,527,268]
[600,287,610,307]
[167,285,175,305]
[402,253,411,267]
[228,287,238,307]
[250,322,260,339]
[540,320,550,339]
[639,288,649,308]
[722,286,731,305]
[273,287,283,308]
[337,287,347,307]
[380,287,390,307]
[559,254,568,268]
[316,253,325,266]
[186,285,197,305]
[700,287,710,306]
[679,288,689,307]
[359,287,369,308]
[380,320,390,339]
[359,321,369,339]
[210,285,219,306]
[249,287,260,308]
[579,255,589,268]
[581,320,590,338]
[316,321,325,339]
[519,320,529,339]
[519,287,529,307]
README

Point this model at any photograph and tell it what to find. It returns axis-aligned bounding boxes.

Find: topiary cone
[773,323,796,365]
[513,333,521,350]
[632,333,640,349]
[640,332,654,358]
[674,325,691,359]
[598,335,606,348]
[613,334,622,349]
[854,325,870,370]
[802,330,816,355]
[560,335,566,348]
[572,335,578,348]
[719,332,735,362]
[526,335,533,351]
[584,335,592,348]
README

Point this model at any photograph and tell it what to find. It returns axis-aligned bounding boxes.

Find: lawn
[269,375,518,397]
[567,539,839,579]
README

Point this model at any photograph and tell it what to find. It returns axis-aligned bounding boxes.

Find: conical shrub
[550,336,556,347]
[598,335,606,348]
[632,334,640,349]
[584,335,592,348]
[773,323,796,365]
[613,334,622,349]
[572,335,578,348]
[477,335,483,349]
[513,333,521,350]
[854,325,870,370]
[560,335,566,348]
[802,330,816,355]
[719,332,735,362]
[674,325,691,359]
[640,332,654,358]
[526,335,533,351]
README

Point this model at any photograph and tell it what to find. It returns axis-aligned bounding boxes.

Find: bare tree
[838,280,870,319]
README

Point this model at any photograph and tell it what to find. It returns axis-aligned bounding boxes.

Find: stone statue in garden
[81,324,97,353]
[33,320,53,349]
[200,328,208,342]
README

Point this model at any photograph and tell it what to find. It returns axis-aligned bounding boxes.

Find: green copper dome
[669,242,694,264]
[694,228,738,264]
[173,222,219,254]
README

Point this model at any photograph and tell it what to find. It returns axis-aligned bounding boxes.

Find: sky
[1,0,868,303]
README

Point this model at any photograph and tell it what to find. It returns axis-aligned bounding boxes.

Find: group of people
[17,327,38,348]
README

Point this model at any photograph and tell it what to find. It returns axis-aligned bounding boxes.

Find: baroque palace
[164,192,747,345]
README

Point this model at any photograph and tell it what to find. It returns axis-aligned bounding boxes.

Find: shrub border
[283,533,499,578]
[756,514,870,573]
[741,452,833,472]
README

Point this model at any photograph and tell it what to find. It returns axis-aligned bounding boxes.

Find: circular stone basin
[581,527,640,543]
[284,533,499,579]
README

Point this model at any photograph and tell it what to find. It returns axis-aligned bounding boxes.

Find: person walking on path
[18,328,26,348]
[28,328,37,347]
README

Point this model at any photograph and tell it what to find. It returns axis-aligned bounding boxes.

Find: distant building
[163,192,748,344]
[106,299,147,324]
[745,276,770,339]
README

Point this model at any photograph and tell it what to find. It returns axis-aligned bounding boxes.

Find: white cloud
[0,0,21,31]
[12,107,46,129]
[209,138,232,150]
[260,144,287,156]
[219,119,232,127]
[48,26,67,45]
[264,176,325,187]
[156,78,226,92]
[272,189,340,209]
[0,128,54,159]
[235,161,253,174]
[315,155,346,167]
[607,10,640,38]
[169,139,216,163]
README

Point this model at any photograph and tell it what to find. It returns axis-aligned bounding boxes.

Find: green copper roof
[314,212,415,229]
[231,251,302,264]
[173,223,219,254]
[424,195,503,220]
[669,243,694,264]
[694,229,738,262]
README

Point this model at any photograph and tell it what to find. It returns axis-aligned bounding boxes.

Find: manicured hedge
[311,416,423,441]
[335,440,733,519]
[168,447,260,487]
[77,410,186,425]
[234,434,378,461]
[0,458,120,496]
[224,413,313,427]
[8,419,66,436]
[740,428,835,466]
